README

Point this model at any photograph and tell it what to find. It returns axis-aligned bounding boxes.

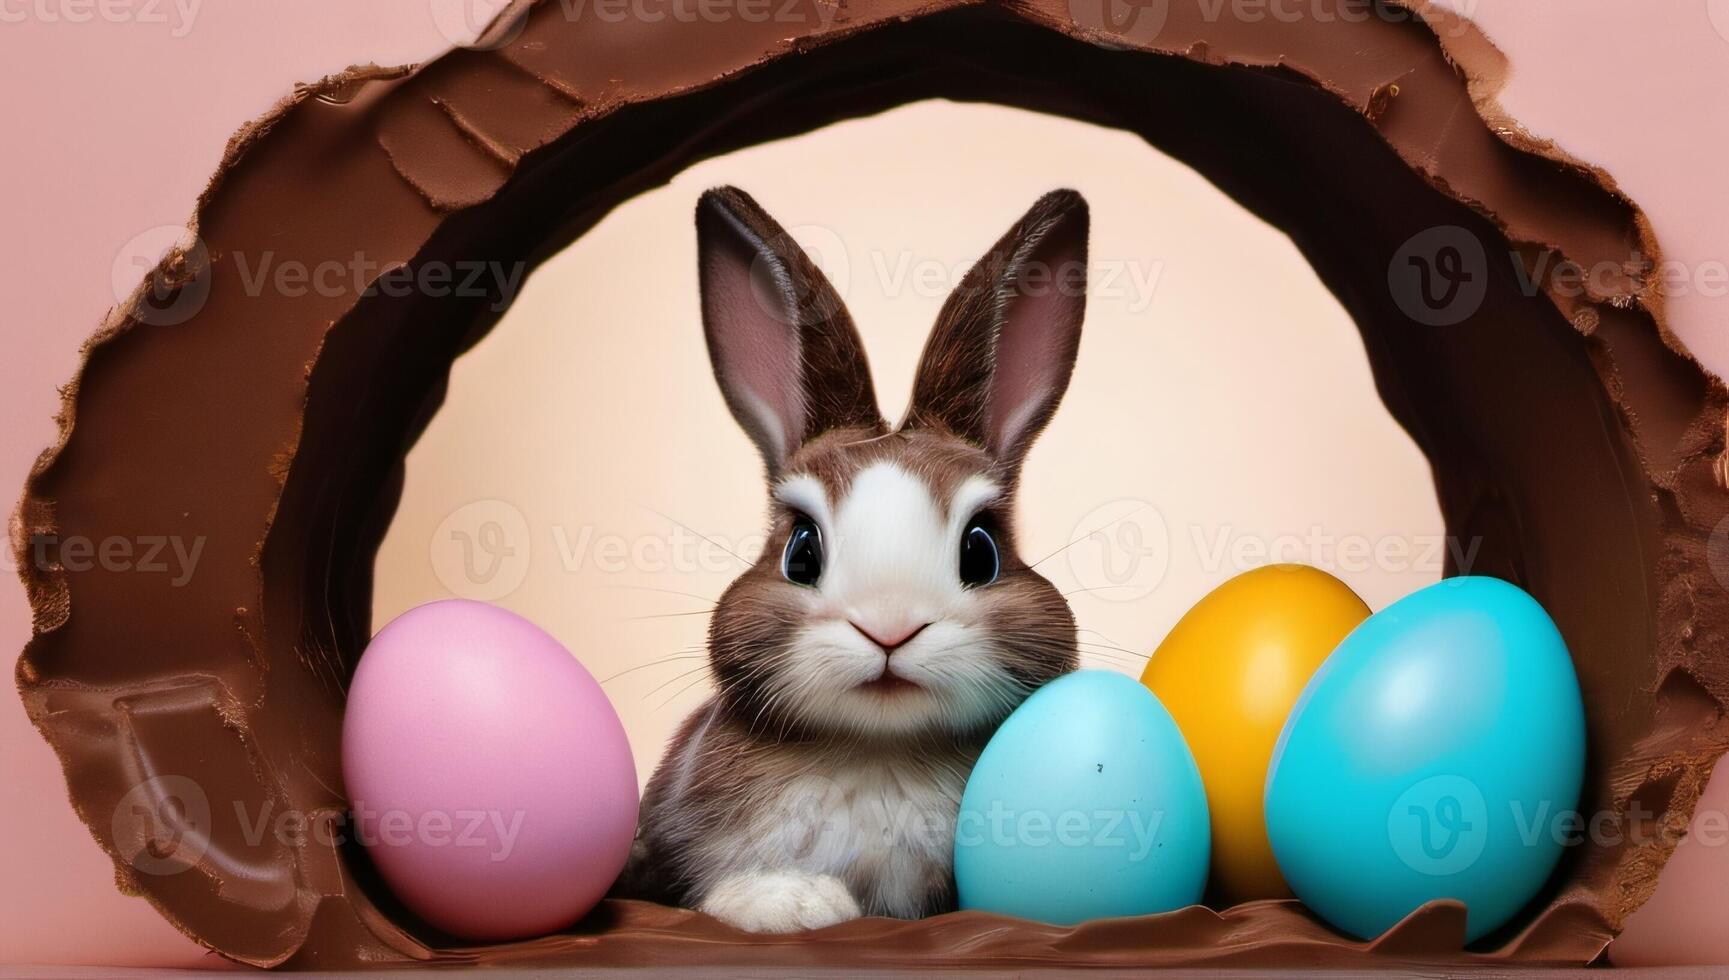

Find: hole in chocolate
[302,29,1657,955]
[1656,666,1722,737]
[1630,769,1684,829]
[20,3,1727,970]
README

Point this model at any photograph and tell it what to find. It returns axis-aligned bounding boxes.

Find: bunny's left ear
[902,190,1088,469]
[698,186,882,475]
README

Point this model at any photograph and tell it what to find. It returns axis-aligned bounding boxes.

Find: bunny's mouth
[856,671,922,696]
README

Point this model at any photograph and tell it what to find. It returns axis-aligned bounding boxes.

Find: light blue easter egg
[954,670,1210,924]
[1265,576,1585,943]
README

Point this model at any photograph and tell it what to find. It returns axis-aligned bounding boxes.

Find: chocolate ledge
[15,0,1729,969]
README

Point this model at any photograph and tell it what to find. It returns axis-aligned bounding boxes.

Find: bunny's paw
[699,870,862,933]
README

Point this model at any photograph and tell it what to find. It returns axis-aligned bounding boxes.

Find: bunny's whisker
[600,651,709,684]
[646,506,758,569]
[654,674,717,712]
[1076,628,1149,657]
[602,584,722,605]
[1031,503,1150,570]
[1063,585,1153,599]
[641,664,716,700]
[1077,640,1150,659]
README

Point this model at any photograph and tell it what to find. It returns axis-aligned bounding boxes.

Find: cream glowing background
[372,100,1444,784]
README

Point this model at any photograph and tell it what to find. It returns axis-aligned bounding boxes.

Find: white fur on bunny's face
[770,462,1024,737]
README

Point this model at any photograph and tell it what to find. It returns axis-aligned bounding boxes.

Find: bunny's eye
[782,517,824,587]
[959,517,1000,587]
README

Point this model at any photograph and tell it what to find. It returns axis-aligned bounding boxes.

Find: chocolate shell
[15,0,1729,969]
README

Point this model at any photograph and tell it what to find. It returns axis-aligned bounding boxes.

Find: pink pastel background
[1,0,1725,968]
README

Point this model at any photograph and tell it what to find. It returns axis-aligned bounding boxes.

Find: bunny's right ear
[697,186,882,475]
[903,190,1089,470]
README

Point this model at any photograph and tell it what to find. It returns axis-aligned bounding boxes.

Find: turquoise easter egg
[955,670,1210,924]
[1265,576,1585,943]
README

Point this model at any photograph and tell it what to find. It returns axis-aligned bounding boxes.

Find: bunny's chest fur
[636,705,988,918]
[660,736,982,919]
[715,746,974,917]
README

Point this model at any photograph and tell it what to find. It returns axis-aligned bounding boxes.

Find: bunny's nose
[850,618,930,653]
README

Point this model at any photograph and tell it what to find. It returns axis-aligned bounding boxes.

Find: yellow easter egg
[1140,564,1369,904]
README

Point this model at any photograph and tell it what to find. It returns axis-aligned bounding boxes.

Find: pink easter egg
[343,599,638,941]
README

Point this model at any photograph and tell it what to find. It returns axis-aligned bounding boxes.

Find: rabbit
[615,186,1088,933]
